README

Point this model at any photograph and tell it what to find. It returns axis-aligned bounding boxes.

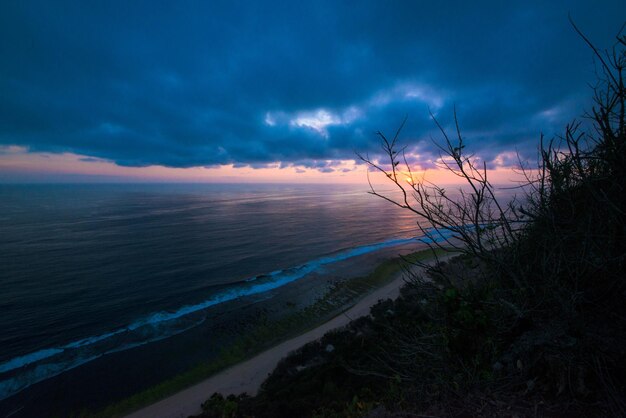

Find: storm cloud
[1,1,624,171]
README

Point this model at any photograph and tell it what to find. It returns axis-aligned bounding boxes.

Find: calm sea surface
[0,183,420,400]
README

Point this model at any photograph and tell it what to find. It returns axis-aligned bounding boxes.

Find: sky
[0,1,624,183]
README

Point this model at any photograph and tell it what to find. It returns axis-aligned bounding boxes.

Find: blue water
[0,183,421,399]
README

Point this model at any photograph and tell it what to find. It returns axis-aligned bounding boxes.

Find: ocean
[0,183,421,410]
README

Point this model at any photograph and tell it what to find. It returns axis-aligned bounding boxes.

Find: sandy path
[125,260,437,418]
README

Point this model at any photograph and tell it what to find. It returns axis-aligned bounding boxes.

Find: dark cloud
[0,1,624,171]
[78,157,104,163]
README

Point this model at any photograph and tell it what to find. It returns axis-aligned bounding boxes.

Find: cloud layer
[1,1,624,173]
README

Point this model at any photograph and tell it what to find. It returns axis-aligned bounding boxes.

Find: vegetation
[196,25,626,417]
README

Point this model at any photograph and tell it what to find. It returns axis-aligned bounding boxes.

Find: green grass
[87,247,448,418]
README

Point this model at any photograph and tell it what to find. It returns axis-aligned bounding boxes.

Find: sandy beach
[125,261,430,418]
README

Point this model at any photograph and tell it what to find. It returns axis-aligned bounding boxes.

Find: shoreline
[125,249,449,418]
[0,236,421,394]
[0,246,441,418]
